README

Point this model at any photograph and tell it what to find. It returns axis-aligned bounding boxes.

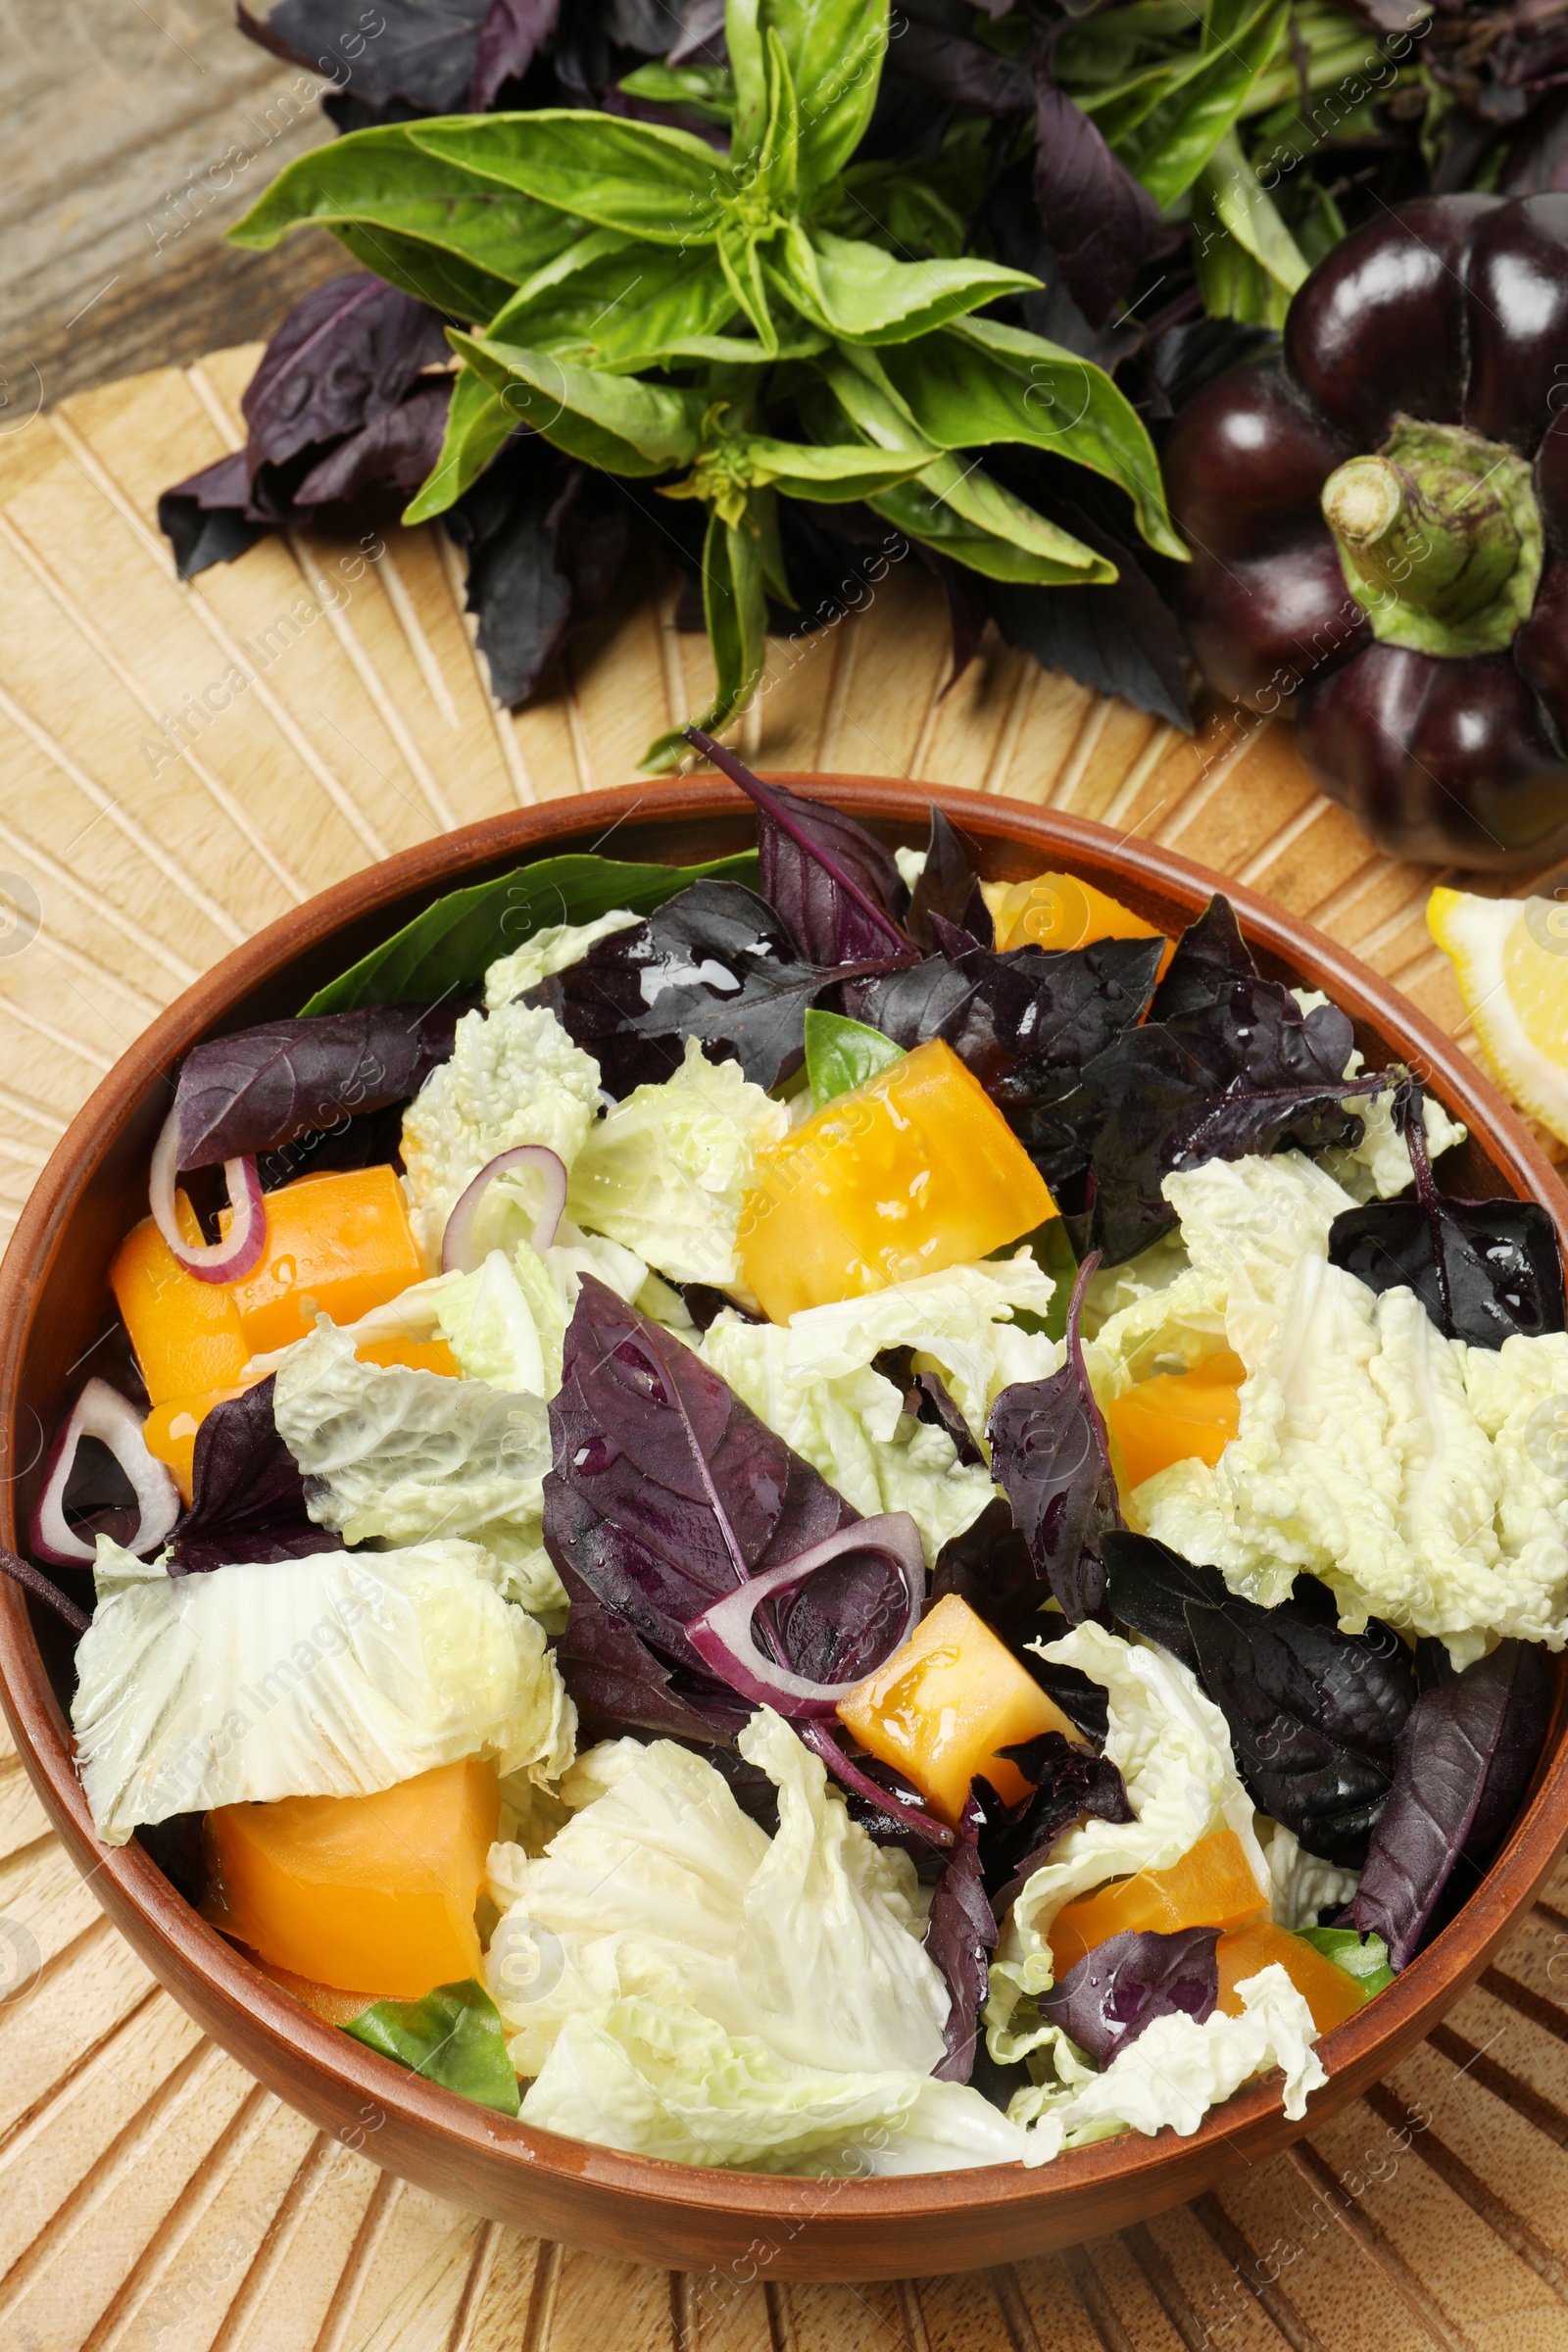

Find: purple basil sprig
[987,1254,1120,1627]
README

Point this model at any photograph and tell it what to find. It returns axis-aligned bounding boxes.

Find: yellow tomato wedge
[836,1592,1082,1827]
[739,1039,1054,1322]
[1103,1355,1247,1495]
[1047,1829,1268,1976]
[205,1758,499,1997]
[221,1165,424,1354]
[1215,1922,1366,2034]
[993,871,1173,976]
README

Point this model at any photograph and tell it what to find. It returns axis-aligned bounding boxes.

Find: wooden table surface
[4,25,1568,2341]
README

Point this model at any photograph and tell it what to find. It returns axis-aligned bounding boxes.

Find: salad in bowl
[13,736,1568,2185]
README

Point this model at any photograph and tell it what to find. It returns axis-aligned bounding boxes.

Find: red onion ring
[799,1721,955,1847]
[685,1514,926,1717]
[441,1145,568,1274]
[30,1379,181,1568]
[149,1103,266,1285]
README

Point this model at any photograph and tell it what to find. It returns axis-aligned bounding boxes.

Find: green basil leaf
[410,112,733,245]
[486,239,737,371]
[402,367,514,523]
[450,332,704,474]
[766,0,892,192]
[1192,129,1308,326]
[342,1980,519,2116]
[325,224,514,328]
[1000,1216,1079,1344]
[1297,1927,1395,1996]
[833,163,968,261]
[872,467,1114,584]
[805,1009,905,1105]
[662,329,830,364]
[740,434,933,502]
[776,225,1038,346]
[819,349,1110,583]
[756,27,801,208]
[1113,0,1288,205]
[644,509,768,770]
[301,850,761,1013]
[618,61,736,124]
[717,224,779,352]
[227,123,580,291]
[889,319,1187,563]
[726,0,768,167]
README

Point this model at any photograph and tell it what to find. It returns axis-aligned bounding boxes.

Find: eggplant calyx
[1322,417,1543,660]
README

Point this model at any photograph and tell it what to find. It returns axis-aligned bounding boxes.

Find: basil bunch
[231,0,1181,767]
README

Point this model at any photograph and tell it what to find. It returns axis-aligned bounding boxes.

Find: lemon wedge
[1428,886,1568,1143]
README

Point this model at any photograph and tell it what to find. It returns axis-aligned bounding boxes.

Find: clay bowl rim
[2,772,1566,2269]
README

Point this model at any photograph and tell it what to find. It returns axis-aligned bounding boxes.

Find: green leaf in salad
[1003,1215,1082,1345]
[300,850,760,1014]
[410,111,735,245]
[804,1009,906,1106]
[343,1978,520,2116]
[1297,1926,1396,1997]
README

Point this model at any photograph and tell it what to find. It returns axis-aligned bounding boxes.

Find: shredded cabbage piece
[1008,1966,1325,2163]
[71,1538,575,1842]
[566,1039,788,1286]
[484,910,640,1008]
[400,1002,602,1263]
[988,1624,1268,2060]
[701,1254,1059,1561]
[484,1711,947,2085]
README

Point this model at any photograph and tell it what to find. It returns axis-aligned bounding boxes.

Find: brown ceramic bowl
[2,777,1566,2283]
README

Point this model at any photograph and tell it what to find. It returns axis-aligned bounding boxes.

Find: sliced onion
[29,1379,181,1567]
[442,1146,568,1273]
[149,1103,266,1285]
[685,1514,926,1717]
[799,1721,955,1848]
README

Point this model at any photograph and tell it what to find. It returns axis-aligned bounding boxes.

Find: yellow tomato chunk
[1216,1922,1366,2034]
[738,1040,1054,1323]
[112,1204,251,1406]
[995,871,1170,970]
[142,1386,246,1504]
[1103,1356,1246,1495]
[206,1758,499,1997]
[836,1592,1082,1828]
[254,1955,384,2029]
[1048,1828,1268,1976]
[356,1336,461,1377]
[222,1166,424,1354]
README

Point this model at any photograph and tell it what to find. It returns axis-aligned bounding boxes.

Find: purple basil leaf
[906,808,993,952]
[686,732,912,965]
[545,1278,916,1711]
[987,1734,1134,1911]
[846,935,1163,1097]
[1037,1927,1220,2065]
[167,1379,341,1574]
[1328,1082,1566,1348]
[923,1795,997,2083]
[983,551,1194,733]
[239,0,490,112]
[293,379,453,507]
[1102,1529,1223,1674]
[173,1003,461,1169]
[157,453,265,580]
[987,1256,1120,1627]
[554,1563,751,1741]
[916,1368,985,1467]
[445,445,632,708]
[241,275,450,480]
[527,880,899,1093]
[1032,71,1176,329]
[469,0,558,106]
[894,20,1033,113]
[667,0,725,63]
[1354,1642,1554,1968]
[1149,894,1256,1021]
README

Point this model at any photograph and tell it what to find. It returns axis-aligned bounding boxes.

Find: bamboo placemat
[0,345,1566,2352]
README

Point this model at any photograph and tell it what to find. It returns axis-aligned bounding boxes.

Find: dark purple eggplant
[1164,195,1568,870]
